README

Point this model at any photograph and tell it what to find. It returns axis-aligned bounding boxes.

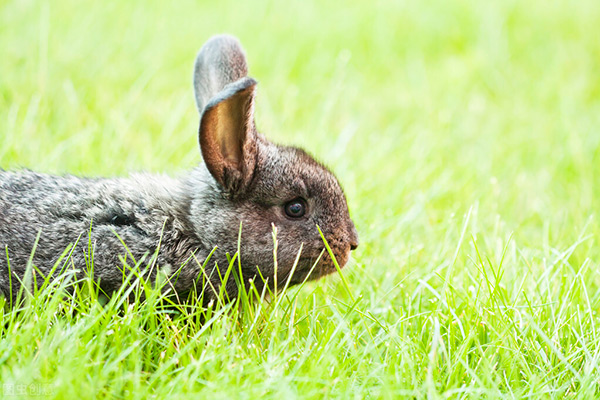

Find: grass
[2,0,600,398]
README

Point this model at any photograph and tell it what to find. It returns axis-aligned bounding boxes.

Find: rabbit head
[189,35,358,290]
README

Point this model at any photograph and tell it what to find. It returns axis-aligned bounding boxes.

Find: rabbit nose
[348,222,359,251]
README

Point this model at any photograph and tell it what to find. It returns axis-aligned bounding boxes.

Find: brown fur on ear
[199,77,258,194]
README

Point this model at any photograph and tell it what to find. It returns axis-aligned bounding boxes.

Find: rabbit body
[0,170,204,300]
[0,35,358,304]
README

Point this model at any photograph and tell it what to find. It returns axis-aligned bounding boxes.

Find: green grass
[2,0,600,398]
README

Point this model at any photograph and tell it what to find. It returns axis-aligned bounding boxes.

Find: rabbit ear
[194,35,249,114]
[199,77,258,193]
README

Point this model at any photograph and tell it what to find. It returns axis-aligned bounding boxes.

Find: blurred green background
[2,0,600,397]
[2,0,599,249]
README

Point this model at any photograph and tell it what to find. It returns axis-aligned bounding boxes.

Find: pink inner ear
[215,100,245,168]
[199,77,258,191]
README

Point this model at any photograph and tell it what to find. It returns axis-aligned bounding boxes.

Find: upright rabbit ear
[194,35,249,114]
[199,77,258,194]
[194,35,257,194]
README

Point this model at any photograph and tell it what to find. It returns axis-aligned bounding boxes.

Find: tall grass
[1,0,600,398]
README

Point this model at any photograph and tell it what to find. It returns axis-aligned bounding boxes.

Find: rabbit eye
[284,198,307,218]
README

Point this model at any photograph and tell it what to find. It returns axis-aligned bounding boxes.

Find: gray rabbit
[0,35,358,305]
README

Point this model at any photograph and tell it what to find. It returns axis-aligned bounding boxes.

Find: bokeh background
[2,0,600,397]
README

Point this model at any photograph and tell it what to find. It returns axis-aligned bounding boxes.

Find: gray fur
[194,34,248,114]
[0,35,358,305]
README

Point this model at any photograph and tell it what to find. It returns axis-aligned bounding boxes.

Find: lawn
[2,0,600,398]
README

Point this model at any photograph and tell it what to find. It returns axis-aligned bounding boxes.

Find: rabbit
[0,34,359,306]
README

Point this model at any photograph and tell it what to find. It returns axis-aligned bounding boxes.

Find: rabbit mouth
[288,245,351,283]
